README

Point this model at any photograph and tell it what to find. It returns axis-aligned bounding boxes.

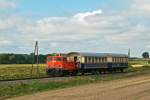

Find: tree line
[0,53,47,64]
[0,52,149,64]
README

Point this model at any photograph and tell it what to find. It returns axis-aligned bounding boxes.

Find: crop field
[0,64,47,80]
[0,60,149,81]
[129,59,150,65]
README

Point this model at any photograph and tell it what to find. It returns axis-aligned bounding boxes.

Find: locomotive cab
[46,55,77,76]
[47,56,65,69]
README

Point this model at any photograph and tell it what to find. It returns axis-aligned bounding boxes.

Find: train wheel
[120,68,124,73]
[99,70,102,74]
[81,72,85,75]
[91,70,98,75]
[71,71,77,76]
[59,70,65,77]
[109,69,113,74]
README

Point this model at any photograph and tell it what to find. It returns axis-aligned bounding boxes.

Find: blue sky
[16,0,127,16]
[0,0,150,57]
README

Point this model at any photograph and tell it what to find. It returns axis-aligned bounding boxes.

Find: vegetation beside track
[0,63,150,100]
[0,64,46,80]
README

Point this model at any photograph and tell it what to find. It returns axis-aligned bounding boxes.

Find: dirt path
[8,75,150,100]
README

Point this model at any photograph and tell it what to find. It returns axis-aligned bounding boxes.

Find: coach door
[107,56,113,68]
[74,56,77,63]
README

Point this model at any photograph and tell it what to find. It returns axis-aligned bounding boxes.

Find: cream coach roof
[67,52,128,57]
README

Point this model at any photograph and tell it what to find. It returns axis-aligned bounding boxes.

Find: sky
[0,0,150,57]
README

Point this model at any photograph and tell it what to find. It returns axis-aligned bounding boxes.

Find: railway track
[0,76,70,84]
[0,71,131,84]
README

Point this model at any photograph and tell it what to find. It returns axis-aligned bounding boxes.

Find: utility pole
[31,41,40,78]
[128,48,130,58]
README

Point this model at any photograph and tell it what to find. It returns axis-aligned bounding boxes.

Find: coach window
[56,58,62,61]
[118,58,120,62]
[125,58,127,62]
[86,57,88,63]
[126,58,128,62]
[101,58,103,63]
[95,57,97,63]
[92,57,94,63]
[104,57,107,62]
[98,58,100,63]
[87,57,89,63]
[88,57,91,63]
[121,58,123,62]
[115,58,117,62]
[98,57,101,63]
[103,58,105,63]
[117,58,119,62]
[101,57,103,63]
[100,58,102,63]
[101,58,104,63]
[116,58,118,62]
[123,58,125,62]
[97,58,99,63]
[89,57,91,63]
[124,58,126,62]
[113,57,115,62]
[90,57,93,63]
[104,57,106,63]
[99,58,101,63]
[84,57,86,63]
[88,57,90,63]
[91,57,93,63]
[94,57,96,63]
[85,57,87,63]
[124,58,127,62]
[96,57,98,63]
[122,57,124,62]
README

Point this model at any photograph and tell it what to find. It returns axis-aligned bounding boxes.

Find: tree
[0,53,47,64]
[142,52,149,58]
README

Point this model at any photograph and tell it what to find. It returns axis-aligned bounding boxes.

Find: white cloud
[127,0,150,16]
[0,0,150,56]
[105,25,150,44]
[0,0,16,9]
[73,9,103,24]
[0,38,12,47]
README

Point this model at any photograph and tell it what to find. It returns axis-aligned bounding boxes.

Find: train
[46,52,128,76]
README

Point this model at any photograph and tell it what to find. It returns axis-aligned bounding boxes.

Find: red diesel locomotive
[46,55,77,76]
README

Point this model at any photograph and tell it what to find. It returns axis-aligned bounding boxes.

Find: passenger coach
[67,52,128,74]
